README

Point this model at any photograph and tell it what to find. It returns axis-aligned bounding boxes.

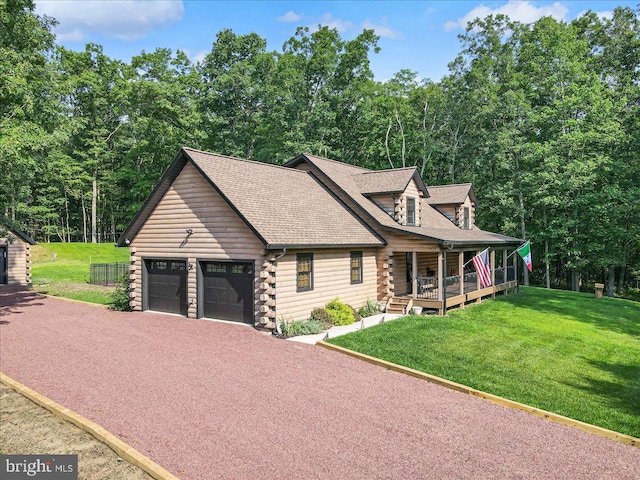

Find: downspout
[274,248,287,261]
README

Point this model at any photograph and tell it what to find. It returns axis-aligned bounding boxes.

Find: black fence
[90,262,128,285]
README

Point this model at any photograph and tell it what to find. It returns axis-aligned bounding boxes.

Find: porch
[386,248,518,314]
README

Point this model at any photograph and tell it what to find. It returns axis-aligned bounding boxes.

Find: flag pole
[462,247,490,269]
[506,240,529,260]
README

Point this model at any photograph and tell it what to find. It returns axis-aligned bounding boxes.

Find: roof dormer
[356,167,428,227]
[426,183,477,230]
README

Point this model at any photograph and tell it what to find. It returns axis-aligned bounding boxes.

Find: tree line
[1,0,638,295]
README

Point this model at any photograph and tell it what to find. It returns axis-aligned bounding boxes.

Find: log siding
[0,235,31,286]
[130,162,265,321]
[275,248,378,320]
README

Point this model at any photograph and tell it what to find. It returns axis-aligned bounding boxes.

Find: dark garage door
[201,261,254,324]
[0,246,7,285]
[146,259,187,315]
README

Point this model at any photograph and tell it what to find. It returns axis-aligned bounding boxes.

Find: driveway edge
[317,341,639,448]
[0,373,180,480]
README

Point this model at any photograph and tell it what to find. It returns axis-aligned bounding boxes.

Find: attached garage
[144,259,188,316]
[199,261,255,324]
[117,148,385,329]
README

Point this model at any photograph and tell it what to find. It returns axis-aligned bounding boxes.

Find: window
[350,252,363,284]
[206,263,227,273]
[296,253,313,291]
[463,207,470,230]
[406,197,416,225]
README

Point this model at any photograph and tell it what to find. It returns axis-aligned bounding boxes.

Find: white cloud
[576,9,613,20]
[278,10,304,23]
[362,19,402,39]
[444,1,569,31]
[182,49,208,65]
[35,0,184,41]
[309,13,354,33]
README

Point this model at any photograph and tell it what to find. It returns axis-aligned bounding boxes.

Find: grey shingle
[183,148,384,248]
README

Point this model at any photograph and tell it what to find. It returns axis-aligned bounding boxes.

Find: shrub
[358,298,379,318]
[310,307,333,328]
[616,287,640,303]
[325,298,356,326]
[278,319,325,338]
[351,306,362,322]
[110,276,131,311]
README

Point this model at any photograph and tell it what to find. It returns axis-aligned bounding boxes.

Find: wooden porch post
[459,251,464,296]
[514,246,519,293]
[490,249,496,298]
[412,251,418,299]
[477,249,481,291]
[503,249,508,286]
[442,250,448,315]
[437,250,444,301]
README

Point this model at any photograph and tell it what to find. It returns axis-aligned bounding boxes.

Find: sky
[34,0,637,82]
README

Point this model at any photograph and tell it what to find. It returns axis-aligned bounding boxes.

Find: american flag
[472,248,492,288]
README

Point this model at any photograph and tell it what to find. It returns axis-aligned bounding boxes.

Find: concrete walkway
[287,313,403,344]
[1,288,638,480]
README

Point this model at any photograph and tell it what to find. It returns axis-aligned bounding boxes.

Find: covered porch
[386,246,519,314]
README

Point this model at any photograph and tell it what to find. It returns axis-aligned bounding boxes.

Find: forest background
[1,0,639,295]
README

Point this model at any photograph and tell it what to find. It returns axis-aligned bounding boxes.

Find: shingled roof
[426,183,477,206]
[0,215,36,245]
[285,154,519,246]
[356,167,428,196]
[117,148,385,249]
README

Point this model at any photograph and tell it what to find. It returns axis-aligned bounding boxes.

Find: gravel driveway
[1,288,638,479]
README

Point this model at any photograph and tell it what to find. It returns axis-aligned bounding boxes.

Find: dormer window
[463,206,470,229]
[406,197,416,225]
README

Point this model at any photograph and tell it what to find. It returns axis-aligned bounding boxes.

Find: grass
[328,286,640,438]
[31,243,129,305]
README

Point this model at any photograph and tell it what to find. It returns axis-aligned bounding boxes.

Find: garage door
[0,246,7,285]
[201,261,254,324]
[145,259,187,315]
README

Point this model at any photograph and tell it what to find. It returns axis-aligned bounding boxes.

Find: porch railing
[417,276,438,299]
[463,272,478,293]
[413,266,518,300]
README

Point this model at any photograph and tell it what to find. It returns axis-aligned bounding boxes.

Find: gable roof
[284,155,519,246]
[356,167,429,197]
[426,183,477,206]
[0,215,37,245]
[117,148,385,249]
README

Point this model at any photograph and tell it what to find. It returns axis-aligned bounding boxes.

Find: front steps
[386,297,412,315]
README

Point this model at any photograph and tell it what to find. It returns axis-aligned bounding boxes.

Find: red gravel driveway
[1,288,638,479]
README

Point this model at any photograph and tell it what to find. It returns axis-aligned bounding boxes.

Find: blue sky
[35,1,636,81]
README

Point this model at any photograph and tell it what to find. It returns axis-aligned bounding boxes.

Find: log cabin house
[0,216,36,286]
[117,148,521,328]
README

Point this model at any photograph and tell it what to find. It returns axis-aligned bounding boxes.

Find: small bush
[326,298,356,326]
[352,306,362,322]
[358,298,379,318]
[110,276,131,311]
[310,307,333,328]
[278,319,325,338]
[615,287,640,303]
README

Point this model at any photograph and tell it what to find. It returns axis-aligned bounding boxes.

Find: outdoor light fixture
[125,239,131,245]
[188,263,194,270]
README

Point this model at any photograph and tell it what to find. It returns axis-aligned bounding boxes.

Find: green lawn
[328,287,640,438]
[31,243,129,305]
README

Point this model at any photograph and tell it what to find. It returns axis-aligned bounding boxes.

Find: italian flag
[517,241,533,272]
